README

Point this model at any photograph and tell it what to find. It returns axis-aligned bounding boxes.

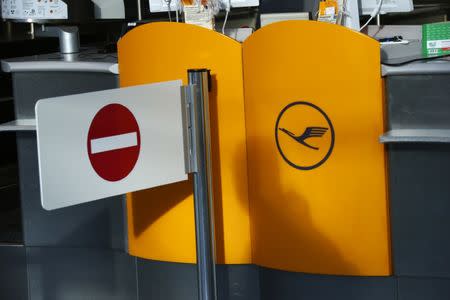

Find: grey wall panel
[137,259,260,300]
[12,72,118,119]
[388,143,450,277]
[258,268,396,300]
[398,277,450,300]
[17,132,126,249]
[0,245,28,300]
[0,183,22,243]
[26,247,137,300]
[386,75,450,130]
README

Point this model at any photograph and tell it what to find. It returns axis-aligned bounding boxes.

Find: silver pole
[188,69,217,300]
[137,0,142,20]
[30,22,35,38]
[6,21,12,39]
[35,26,80,54]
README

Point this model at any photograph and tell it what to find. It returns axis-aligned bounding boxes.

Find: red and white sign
[87,104,141,182]
[36,81,188,210]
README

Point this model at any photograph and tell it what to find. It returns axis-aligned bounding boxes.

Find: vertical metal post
[137,0,142,20]
[188,69,217,300]
[6,21,13,39]
[30,23,35,38]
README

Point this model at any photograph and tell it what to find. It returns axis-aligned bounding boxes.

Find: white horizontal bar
[90,132,138,154]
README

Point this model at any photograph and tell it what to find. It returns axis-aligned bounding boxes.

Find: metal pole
[6,21,12,39]
[188,69,217,300]
[30,22,35,38]
[137,0,142,20]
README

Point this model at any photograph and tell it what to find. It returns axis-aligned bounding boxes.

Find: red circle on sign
[87,104,141,182]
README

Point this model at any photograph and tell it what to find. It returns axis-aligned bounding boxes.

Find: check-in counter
[0,50,126,249]
[382,58,450,300]
[0,51,136,300]
[3,22,450,300]
[119,21,396,300]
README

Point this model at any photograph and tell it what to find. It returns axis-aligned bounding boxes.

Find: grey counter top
[382,57,450,76]
[380,129,450,144]
[369,25,450,76]
[0,119,36,132]
[1,49,119,74]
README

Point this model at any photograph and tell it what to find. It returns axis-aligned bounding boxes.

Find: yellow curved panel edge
[242,21,391,276]
[118,22,252,264]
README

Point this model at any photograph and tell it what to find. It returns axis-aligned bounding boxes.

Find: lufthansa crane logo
[275,101,335,170]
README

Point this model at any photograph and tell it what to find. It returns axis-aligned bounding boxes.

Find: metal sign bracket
[181,84,198,174]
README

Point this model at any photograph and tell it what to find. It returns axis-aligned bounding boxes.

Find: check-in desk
[2,22,450,300]
[382,58,450,300]
[119,21,396,300]
[0,51,135,300]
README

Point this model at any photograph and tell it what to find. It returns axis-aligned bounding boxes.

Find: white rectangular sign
[36,80,188,210]
[1,0,68,20]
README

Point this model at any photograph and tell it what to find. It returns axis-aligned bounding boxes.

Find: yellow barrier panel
[243,21,390,276]
[118,22,252,264]
[118,21,391,276]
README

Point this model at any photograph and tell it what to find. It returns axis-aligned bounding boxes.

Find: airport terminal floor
[1,0,450,299]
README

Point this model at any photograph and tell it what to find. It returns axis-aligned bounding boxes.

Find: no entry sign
[87,104,141,182]
[36,81,188,210]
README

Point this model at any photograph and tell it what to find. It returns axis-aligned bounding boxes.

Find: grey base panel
[137,259,397,300]
[7,252,450,300]
[258,267,397,300]
[389,143,450,277]
[137,259,260,300]
[17,132,126,249]
[26,247,137,300]
[216,264,261,300]
[398,277,450,300]
[0,245,28,300]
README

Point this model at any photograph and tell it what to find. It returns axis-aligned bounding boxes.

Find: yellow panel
[242,21,391,276]
[118,22,252,264]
